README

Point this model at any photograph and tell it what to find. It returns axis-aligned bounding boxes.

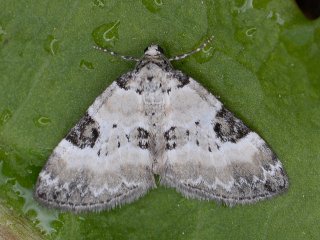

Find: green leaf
[0,0,319,239]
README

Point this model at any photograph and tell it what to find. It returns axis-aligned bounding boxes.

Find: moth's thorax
[138,63,167,108]
[135,61,169,172]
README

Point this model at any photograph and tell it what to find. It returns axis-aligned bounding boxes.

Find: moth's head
[137,44,171,70]
[144,45,165,57]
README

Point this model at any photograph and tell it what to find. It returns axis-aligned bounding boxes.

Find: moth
[34,37,288,212]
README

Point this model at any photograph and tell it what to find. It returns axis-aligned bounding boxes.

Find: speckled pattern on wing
[34,45,288,212]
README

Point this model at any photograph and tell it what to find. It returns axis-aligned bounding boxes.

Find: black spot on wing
[136,89,143,95]
[213,107,250,143]
[136,127,149,149]
[172,71,190,88]
[264,180,277,193]
[137,127,149,139]
[164,126,177,150]
[164,127,176,141]
[116,72,132,90]
[166,142,176,150]
[263,164,272,171]
[139,141,149,149]
[125,134,130,142]
[66,113,100,149]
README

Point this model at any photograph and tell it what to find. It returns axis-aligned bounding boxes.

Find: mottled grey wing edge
[160,76,289,205]
[34,166,156,213]
[34,72,156,213]
[161,159,289,206]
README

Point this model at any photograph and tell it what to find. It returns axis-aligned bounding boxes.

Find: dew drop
[34,116,52,127]
[233,0,253,13]
[92,20,120,48]
[267,11,285,25]
[245,27,257,37]
[194,40,215,64]
[154,0,163,6]
[276,13,285,25]
[80,59,94,70]
[92,0,105,8]
[0,109,12,127]
[141,0,163,13]
[12,182,59,234]
[44,35,59,55]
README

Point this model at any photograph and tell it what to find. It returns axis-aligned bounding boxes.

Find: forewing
[160,73,288,205]
[34,73,155,212]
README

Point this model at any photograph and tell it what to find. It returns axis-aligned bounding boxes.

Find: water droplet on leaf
[92,0,105,8]
[267,11,285,25]
[34,116,52,127]
[275,13,285,25]
[80,59,94,70]
[0,109,12,127]
[154,0,163,6]
[92,21,120,48]
[12,182,59,234]
[194,40,215,64]
[44,35,59,55]
[233,0,253,13]
[246,27,257,37]
[141,0,163,13]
